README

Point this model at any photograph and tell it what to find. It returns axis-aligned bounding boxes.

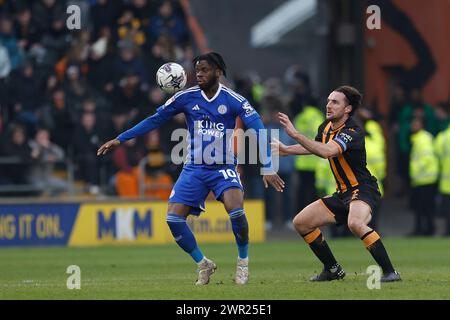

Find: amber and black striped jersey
[315,117,378,194]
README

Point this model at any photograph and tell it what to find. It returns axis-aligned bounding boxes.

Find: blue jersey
[117,84,272,169]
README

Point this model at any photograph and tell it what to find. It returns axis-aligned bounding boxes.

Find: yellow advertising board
[0,200,266,247]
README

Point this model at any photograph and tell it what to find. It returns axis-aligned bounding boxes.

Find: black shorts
[320,183,381,225]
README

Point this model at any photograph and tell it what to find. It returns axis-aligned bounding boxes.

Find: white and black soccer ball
[156,62,187,94]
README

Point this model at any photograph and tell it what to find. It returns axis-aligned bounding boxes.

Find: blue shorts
[168,164,243,215]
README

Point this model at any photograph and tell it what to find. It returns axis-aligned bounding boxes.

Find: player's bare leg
[348,201,401,282]
[222,188,249,284]
[293,200,345,281]
[166,203,216,285]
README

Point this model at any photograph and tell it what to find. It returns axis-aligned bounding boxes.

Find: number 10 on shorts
[219,169,238,180]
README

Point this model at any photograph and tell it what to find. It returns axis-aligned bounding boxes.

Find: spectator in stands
[234,73,262,113]
[29,127,67,196]
[107,110,130,139]
[0,0,192,198]
[148,0,189,45]
[114,40,149,89]
[0,1,15,15]
[34,1,69,68]
[142,129,173,200]
[63,64,91,111]
[0,41,10,116]
[89,0,123,40]
[54,29,91,84]
[41,87,77,150]
[284,64,311,116]
[116,6,147,48]
[142,149,174,200]
[80,97,110,136]
[0,14,24,70]
[179,44,196,84]
[435,101,450,134]
[87,31,115,95]
[31,0,65,36]
[102,110,134,188]
[72,111,104,194]
[139,85,165,122]
[154,33,184,62]
[112,137,145,197]
[0,40,11,81]
[14,5,39,52]
[7,59,43,131]
[388,84,408,128]
[144,38,169,79]
[113,70,147,118]
[130,0,158,29]
[1,123,32,185]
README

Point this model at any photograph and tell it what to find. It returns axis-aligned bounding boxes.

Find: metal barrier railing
[0,156,75,196]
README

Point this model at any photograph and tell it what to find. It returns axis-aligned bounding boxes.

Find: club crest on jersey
[218,105,227,114]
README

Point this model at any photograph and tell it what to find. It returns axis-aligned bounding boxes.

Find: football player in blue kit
[97,52,285,285]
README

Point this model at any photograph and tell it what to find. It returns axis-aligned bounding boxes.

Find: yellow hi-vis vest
[315,157,336,196]
[365,120,386,195]
[410,129,438,187]
[294,106,324,171]
[434,125,450,194]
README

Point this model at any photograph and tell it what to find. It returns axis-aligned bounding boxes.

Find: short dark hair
[192,52,227,77]
[334,85,362,116]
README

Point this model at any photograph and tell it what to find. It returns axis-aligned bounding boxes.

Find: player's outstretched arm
[97,139,120,156]
[278,112,339,159]
[97,96,183,157]
[271,138,311,156]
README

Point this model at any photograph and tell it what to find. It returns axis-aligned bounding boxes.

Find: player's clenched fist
[97,139,121,156]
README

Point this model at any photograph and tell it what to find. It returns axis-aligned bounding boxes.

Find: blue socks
[167,209,249,262]
[166,213,204,263]
[229,208,249,259]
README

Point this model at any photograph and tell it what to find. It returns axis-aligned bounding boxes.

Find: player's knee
[347,218,365,233]
[293,214,309,232]
[292,214,302,227]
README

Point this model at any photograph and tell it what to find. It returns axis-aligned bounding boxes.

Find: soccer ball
[156,62,187,94]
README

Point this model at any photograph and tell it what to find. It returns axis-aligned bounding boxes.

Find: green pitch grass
[1,238,449,299]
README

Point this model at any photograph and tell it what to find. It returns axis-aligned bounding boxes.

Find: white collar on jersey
[201,83,223,102]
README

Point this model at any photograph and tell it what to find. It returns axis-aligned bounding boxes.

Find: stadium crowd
[0,0,192,197]
[0,0,448,236]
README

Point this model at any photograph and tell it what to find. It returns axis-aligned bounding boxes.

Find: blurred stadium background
[0,0,449,299]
